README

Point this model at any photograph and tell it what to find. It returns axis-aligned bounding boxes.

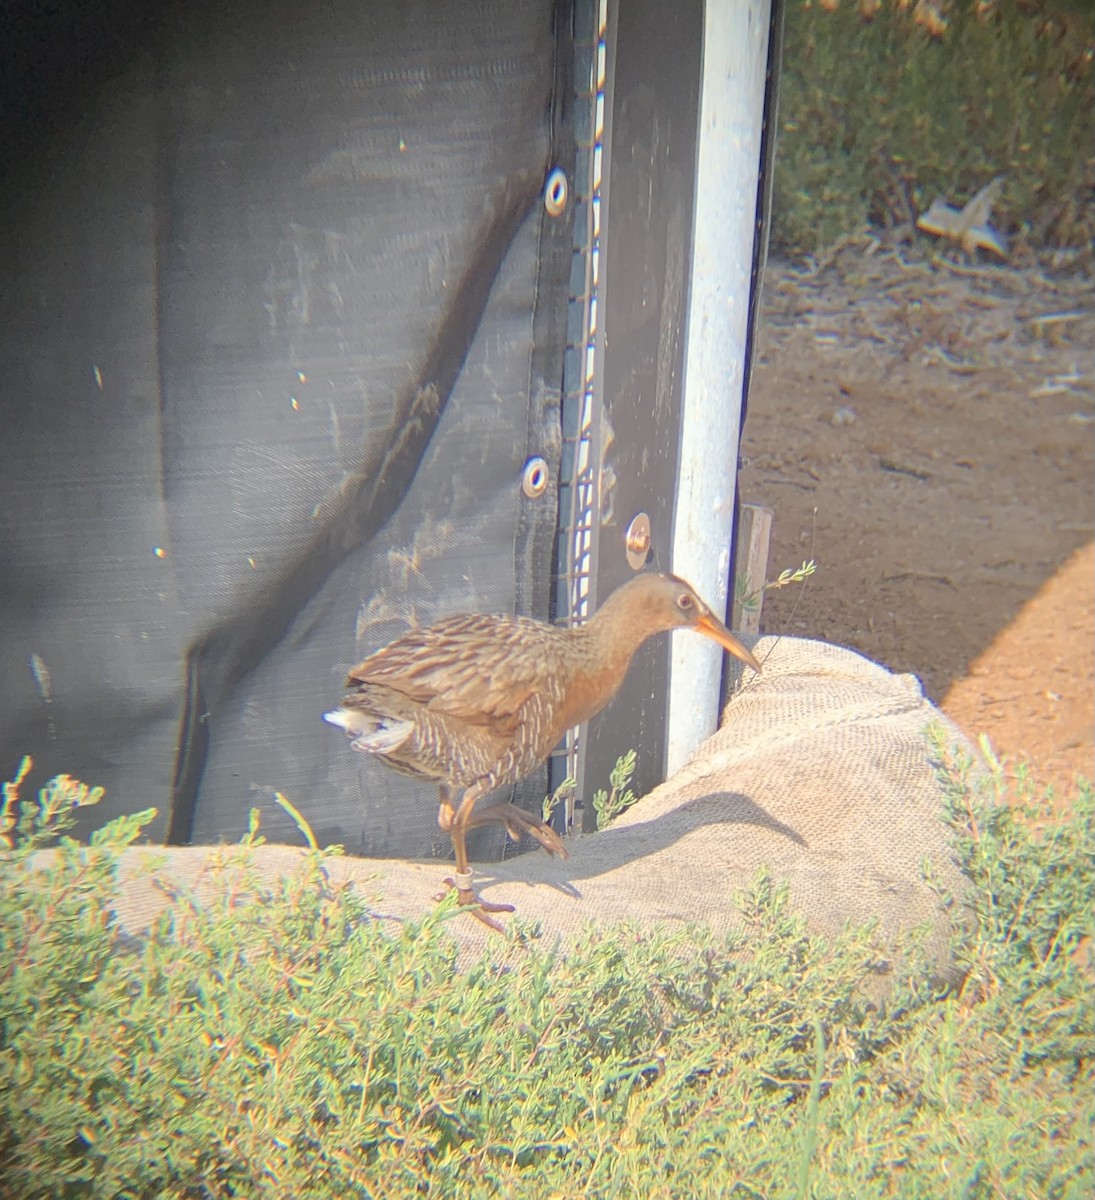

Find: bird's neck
[563,584,662,722]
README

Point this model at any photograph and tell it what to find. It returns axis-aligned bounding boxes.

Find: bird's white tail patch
[324,708,413,754]
[323,708,358,733]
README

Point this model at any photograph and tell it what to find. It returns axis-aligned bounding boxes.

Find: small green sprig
[1,755,116,854]
[736,559,817,616]
[593,748,639,829]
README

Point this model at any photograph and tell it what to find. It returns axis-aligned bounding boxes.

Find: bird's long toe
[467,802,570,860]
[525,820,568,859]
[437,874,516,933]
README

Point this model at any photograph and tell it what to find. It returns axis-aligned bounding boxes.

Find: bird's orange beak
[694,613,763,675]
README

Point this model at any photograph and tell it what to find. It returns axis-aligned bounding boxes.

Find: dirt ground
[743,247,1094,802]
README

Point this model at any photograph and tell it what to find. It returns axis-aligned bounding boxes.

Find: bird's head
[597,572,762,675]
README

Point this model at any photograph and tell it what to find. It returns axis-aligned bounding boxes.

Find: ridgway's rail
[325,571,762,930]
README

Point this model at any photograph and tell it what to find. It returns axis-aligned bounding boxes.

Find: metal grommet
[521,456,550,498]
[625,512,652,570]
[543,168,568,217]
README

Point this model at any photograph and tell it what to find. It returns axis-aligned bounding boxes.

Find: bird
[324,571,762,929]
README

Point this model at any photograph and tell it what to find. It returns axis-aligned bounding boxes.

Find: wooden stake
[732,503,773,635]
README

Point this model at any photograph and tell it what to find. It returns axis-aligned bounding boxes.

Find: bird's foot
[523,820,569,860]
[438,872,515,933]
[467,802,570,860]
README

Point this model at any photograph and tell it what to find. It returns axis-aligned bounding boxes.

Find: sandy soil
[743,248,1094,801]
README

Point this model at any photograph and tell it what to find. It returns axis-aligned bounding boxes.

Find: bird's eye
[677,593,693,610]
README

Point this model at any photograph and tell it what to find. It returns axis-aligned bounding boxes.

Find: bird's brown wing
[345,614,561,735]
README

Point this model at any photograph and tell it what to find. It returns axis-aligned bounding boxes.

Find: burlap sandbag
[78,636,975,984]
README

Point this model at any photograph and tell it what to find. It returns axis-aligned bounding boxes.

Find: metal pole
[667,0,773,774]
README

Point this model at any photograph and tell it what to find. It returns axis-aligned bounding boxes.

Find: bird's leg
[438,784,457,836]
[437,784,514,931]
[465,802,569,859]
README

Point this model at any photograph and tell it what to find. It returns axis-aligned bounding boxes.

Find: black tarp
[1,0,574,857]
